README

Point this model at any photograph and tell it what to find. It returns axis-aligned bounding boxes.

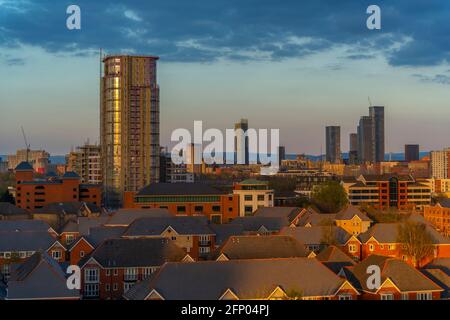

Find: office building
[160,152,194,183]
[404,144,419,162]
[101,55,160,206]
[233,179,274,216]
[278,146,286,167]
[325,126,341,164]
[234,119,249,165]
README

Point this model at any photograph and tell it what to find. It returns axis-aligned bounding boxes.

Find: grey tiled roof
[211,235,308,260]
[0,231,56,251]
[33,202,100,215]
[77,216,110,235]
[123,216,213,237]
[137,183,226,196]
[6,252,79,300]
[316,245,356,263]
[81,238,187,268]
[335,205,371,222]
[106,208,173,226]
[124,258,351,300]
[345,255,443,293]
[297,212,337,227]
[280,226,352,245]
[229,216,288,232]
[0,220,51,233]
[0,203,29,216]
[358,223,450,244]
[438,198,450,208]
[85,226,127,247]
[208,223,244,246]
[15,162,33,171]
[253,207,302,223]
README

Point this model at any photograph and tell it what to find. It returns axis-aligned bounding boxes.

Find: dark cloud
[1,0,450,66]
[412,73,450,85]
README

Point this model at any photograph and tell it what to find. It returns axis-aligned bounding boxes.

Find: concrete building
[357,116,373,163]
[356,106,385,163]
[67,143,102,184]
[326,126,341,164]
[233,179,274,216]
[101,55,160,206]
[404,144,420,162]
[349,133,358,164]
[7,149,50,174]
[159,153,194,183]
[431,148,450,179]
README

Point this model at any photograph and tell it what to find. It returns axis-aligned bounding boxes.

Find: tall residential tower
[325,126,341,164]
[101,55,160,206]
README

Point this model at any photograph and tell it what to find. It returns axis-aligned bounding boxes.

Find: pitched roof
[105,208,172,226]
[297,212,337,227]
[6,252,79,300]
[85,226,127,247]
[211,235,308,260]
[0,231,56,251]
[229,216,288,232]
[345,255,443,293]
[280,226,352,245]
[33,202,100,215]
[438,198,450,208]
[124,258,353,300]
[0,220,51,233]
[420,269,450,299]
[335,205,371,222]
[0,203,29,216]
[136,183,225,196]
[208,223,244,246]
[15,162,33,171]
[359,223,450,244]
[123,216,213,237]
[77,216,110,235]
[81,238,187,268]
[316,245,356,274]
[253,207,302,223]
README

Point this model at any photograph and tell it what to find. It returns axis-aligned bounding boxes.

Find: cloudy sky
[1,0,450,155]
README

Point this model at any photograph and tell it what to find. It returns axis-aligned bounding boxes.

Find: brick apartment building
[342,174,431,211]
[14,162,101,210]
[424,199,450,237]
[124,183,239,223]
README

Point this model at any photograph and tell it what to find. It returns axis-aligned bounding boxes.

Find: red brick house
[343,255,443,300]
[79,238,192,299]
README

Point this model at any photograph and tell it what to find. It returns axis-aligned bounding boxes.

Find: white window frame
[348,244,357,253]
[338,294,353,300]
[124,267,138,281]
[51,250,61,260]
[84,268,99,283]
[143,267,157,279]
[380,293,394,300]
[416,292,432,300]
[84,283,99,297]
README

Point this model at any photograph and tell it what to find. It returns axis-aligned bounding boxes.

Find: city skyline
[2,1,450,155]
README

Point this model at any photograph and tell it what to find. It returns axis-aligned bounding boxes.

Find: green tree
[397,221,434,268]
[311,181,348,213]
[0,190,15,204]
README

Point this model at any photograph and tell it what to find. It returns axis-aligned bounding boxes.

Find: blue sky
[1,0,450,155]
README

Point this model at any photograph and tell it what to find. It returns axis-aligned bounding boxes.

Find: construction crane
[21,126,31,163]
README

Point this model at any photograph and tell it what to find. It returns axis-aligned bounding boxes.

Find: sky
[1,0,450,156]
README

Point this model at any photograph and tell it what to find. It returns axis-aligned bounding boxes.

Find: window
[211,215,222,224]
[381,293,394,300]
[19,251,27,258]
[105,284,110,292]
[244,206,253,216]
[124,268,138,281]
[416,292,432,300]
[244,195,253,201]
[80,251,85,258]
[51,250,61,260]
[4,252,11,259]
[194,206,203,212]
[338,294,353,300]
[84,284,99,297]
[143,267,158,279]
[124,282,135,293]
[401,293,409,300]
[199,247,210,254]
[84,268,99,283]
[369,244,375,252]
[66,234,75,244]
[257,195,265,201]
[113,269,118,276]
[348,244,357,253]
[177,206,186,213]
[388,244,396,250]
[113,283,118,291]
[212,206,221,212]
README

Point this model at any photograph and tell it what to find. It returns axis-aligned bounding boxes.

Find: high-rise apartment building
[7,149,50,174]
[370,106,385,163]
[356,106,385,163]
[234,119,249,165]
[101,55,160,205]
[431,148,450,179]
[67,143,102,184]
[405,144,420,162]
[325,126,341,164]
[349,133,358,164]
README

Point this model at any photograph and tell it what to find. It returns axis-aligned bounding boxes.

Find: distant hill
[287,152,430,162]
